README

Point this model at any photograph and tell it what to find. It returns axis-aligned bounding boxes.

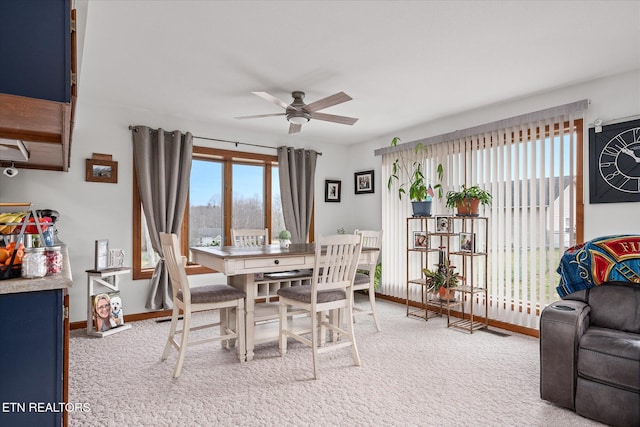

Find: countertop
[0,246,73,295]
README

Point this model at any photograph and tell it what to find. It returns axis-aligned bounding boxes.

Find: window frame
[132,146,314,280]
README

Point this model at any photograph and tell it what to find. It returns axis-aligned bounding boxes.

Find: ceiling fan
[235,91,358,134]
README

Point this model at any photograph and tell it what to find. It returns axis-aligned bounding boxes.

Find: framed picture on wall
[325,180,341,202]
[86,153,118,184]
[354,170,374,194]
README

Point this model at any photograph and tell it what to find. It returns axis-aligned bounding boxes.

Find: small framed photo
[354,170,374,194]
[435,216,453,233]
[109,249,125,268]
[325,180,341,202]
[460,232,475,252]
[86,155,118,184]
[95,239,109,271]
[92,291,126,332]
[413,231,429,249]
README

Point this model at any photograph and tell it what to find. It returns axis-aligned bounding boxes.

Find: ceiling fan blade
[304,92,352,112]
[288,123,302,134]
[310,112,358,125]
[235,112,286,120]
[252,91,298,111]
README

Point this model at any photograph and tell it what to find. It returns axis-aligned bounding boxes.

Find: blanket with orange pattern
[556,235,640,297]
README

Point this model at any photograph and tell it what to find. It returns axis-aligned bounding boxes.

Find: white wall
[2,69,638,322]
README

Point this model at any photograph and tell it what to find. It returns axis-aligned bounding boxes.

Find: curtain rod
[128,126,322,155]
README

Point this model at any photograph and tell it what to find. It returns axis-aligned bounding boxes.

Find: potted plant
[387,137,432,216]
[422,258,460,301]
[278,229,291,248]
[445,184,492,216]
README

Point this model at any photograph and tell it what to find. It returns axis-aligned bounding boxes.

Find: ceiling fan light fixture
[286,111,310,125]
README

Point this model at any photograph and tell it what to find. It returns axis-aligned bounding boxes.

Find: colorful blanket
[556,235,640,297]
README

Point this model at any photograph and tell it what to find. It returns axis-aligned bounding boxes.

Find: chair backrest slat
[314,234,363,294]
[231,228,269,247]
[354,229,382,270]
[160,232,190,304]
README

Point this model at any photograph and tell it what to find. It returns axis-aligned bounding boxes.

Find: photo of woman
[93,293,117,332]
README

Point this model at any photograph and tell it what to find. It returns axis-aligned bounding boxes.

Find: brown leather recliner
[539,282,640,427]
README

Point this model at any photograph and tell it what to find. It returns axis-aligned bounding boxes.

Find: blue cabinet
[0,289,67,427]
[0,0,75,172]
[0,0,72,102]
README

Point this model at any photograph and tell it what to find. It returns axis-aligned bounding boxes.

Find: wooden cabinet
[0,0,76,172]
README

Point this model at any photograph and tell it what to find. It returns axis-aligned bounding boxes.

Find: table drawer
[244,256,306,269]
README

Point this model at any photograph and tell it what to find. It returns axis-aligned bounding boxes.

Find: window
[380,103,586,332]
[133,146,301,279]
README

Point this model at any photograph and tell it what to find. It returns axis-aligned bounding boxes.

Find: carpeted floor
[68,296,603,426]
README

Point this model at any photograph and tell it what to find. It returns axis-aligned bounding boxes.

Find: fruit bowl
[0,264,21,280]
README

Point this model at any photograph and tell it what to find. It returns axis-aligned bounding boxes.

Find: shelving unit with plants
[447,216,489,333]
[405,216,461,321]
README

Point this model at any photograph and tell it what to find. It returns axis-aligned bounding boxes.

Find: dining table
[190,243,380,361]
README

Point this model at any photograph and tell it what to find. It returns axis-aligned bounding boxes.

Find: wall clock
[589,118,640,203]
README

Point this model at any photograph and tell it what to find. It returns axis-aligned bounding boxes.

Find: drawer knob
[274,260,280,265]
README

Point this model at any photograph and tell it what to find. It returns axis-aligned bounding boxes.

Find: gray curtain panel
[131,126,193,310]
[277,147,318,243]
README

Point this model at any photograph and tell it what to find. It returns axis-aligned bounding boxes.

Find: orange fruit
[0,248,9,263]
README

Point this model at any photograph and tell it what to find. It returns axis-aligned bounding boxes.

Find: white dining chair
[159,232,246,378]
[277,234,363,379]
[353,229,383,331]
[230,228,269,247]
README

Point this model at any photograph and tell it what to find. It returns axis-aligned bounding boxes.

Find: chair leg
[220,307,229,349]
[368,285,382,332]
[346,301,361,367]
[173,311,192,378]
[278,301,287,356]
[236,299,246,363]
[161,307,180,361]
[311,309,319,380]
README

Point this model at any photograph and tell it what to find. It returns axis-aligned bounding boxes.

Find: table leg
[230,274,255,361]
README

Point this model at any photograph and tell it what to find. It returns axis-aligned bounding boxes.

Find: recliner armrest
[540,300,590,410]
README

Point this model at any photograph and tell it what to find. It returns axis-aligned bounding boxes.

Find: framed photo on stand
[95,240,109,271]
[460,232,475,252]
[435,216,453,233]
[413,231,429,249]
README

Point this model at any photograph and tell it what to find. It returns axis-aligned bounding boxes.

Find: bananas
[0,212,28,234]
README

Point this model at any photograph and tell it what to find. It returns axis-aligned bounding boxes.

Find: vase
[455,198,480,216]
[438,287,456,301]
[280,239,291,249]
[411,201,432,217]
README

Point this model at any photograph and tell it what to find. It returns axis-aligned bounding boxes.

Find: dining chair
[353,229,383,331]
[159,232,246,378]
[230,228,269,247]
[277,233,363,379]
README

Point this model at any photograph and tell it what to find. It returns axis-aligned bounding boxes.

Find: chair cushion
[277,284,346,304]
[354,272,370,285]
[177,284,246,304]
[578,327,640,393]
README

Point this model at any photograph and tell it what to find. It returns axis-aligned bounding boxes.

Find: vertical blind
[379,100,587,330]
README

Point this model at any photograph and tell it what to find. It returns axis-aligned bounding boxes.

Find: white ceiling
[77,0,640,147]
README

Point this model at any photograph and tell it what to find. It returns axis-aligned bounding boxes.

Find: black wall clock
[589,118,640,203]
